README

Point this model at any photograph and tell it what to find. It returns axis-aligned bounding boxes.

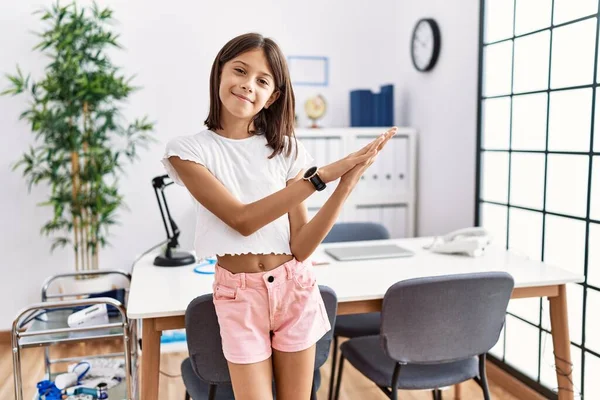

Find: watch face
[304,166,317,178]
[411,19,440,71]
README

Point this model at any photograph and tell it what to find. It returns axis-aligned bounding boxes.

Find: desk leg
[141,318,161,400]
[454,383,462,399]
[549,285,574,400]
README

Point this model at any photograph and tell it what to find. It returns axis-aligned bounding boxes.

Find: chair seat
[334,312,381,338]
[340,336,479,390]
[181,358,235,400]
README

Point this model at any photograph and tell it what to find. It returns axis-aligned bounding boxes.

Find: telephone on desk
[424,227,492,257]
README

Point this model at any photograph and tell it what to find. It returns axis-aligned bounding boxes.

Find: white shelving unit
[295,127,417,238]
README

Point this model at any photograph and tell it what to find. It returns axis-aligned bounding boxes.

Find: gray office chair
[333,272,514,400]
[322,221,390,400]
[182,285,338,400]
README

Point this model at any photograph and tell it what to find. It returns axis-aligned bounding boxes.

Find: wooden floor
[1,339,520,400]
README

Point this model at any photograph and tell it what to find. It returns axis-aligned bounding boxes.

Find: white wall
[395,0,480,236]
[0,0,479,330]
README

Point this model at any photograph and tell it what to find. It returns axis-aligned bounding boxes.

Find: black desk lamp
[152,174,196,267]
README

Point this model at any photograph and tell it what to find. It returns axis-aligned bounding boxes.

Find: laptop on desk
[324,244,415,261]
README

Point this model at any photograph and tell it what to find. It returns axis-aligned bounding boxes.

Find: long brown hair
[204,33,296,159]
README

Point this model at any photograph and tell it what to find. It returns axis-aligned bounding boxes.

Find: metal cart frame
[12,270,137,400]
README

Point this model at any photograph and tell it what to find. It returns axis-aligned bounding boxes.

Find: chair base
[334,353,492,400]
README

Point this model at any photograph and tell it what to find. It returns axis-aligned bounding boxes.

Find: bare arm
[289,181,352,261]
[289,130,395,260]
[167,128,395,237]
[168,156,316,236]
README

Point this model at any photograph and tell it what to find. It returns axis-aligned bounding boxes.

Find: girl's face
[219,49,279,121]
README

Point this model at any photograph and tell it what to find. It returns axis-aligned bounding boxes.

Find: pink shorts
[212,258,331,364]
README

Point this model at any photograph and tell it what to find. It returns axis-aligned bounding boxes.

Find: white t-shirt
[161,129,314,260]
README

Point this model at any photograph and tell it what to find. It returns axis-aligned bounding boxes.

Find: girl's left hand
[338,160,371,190]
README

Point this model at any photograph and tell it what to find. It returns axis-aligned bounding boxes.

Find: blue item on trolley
[36,380,62,400]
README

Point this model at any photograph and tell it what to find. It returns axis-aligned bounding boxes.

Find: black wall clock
[411,18,441,72]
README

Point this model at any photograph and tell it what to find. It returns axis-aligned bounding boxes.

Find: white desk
[127,237,584,400]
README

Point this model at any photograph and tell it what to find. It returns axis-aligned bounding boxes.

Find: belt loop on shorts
[285,262,294,280]
[240,272,247,289]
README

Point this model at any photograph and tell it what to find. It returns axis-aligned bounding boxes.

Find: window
[477,0,600,397]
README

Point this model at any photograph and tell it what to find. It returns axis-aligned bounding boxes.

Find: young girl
[162,32,396,400]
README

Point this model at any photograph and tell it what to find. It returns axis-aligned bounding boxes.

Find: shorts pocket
[293,264,317,289]
[213,284,238,301]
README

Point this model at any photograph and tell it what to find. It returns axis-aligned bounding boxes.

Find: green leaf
[5,0,154,267]
[50,237,71,253]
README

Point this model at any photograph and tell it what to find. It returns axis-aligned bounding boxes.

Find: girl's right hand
[318,127,397,183]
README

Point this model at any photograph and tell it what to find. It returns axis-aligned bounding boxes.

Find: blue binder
[350,84,394,127]
[350,90,374,127]
[376,85,394,126]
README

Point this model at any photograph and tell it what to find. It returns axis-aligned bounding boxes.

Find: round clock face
[411,19,441,72]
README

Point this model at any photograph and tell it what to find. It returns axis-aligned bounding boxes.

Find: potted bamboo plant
[2,1,154,285]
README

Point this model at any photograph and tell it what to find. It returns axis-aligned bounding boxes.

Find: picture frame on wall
[287,55,329,86]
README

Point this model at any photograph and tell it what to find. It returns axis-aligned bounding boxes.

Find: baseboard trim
[487,359,552,400]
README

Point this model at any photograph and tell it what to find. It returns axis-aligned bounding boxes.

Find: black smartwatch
[303,166,326,191]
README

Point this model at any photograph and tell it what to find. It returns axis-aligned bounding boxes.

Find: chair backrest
[314,285,338,369]
[185,294,231,385]
[380,272,514,365]
[322,222,390,243]
[185,286,338,384]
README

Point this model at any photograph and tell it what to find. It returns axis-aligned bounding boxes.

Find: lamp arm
[152,174,180,250]
[161,188,180,248]
[150,174,196,267]
[153,184,171,241]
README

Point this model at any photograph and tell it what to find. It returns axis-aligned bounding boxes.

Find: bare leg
[272,345,316,400]
[227,357,274,400]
